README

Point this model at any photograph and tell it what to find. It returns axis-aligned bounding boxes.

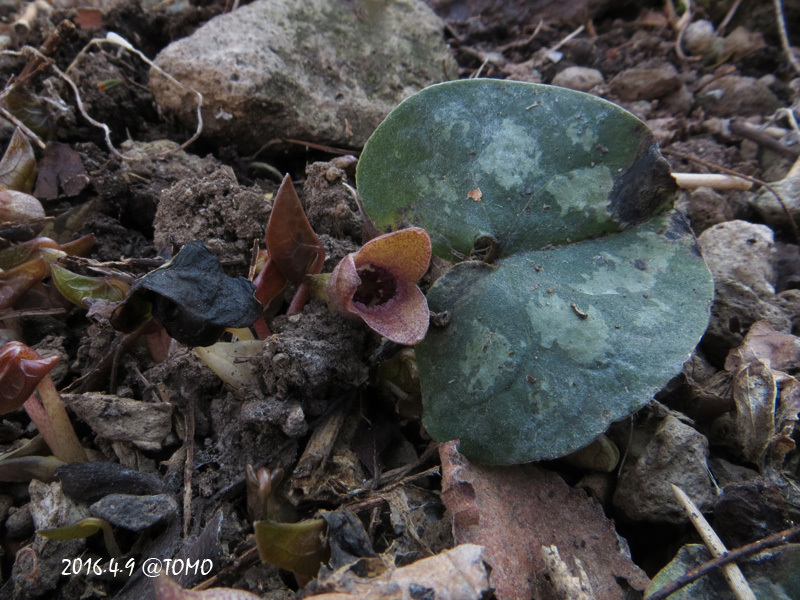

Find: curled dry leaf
[304,543,490,600]
[327,227,431,345]
[712,321,800,470]
[110,241,262,346]
[0,127,36,193]
[194,340,263,390]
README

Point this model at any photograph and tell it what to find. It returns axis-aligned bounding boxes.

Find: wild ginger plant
[355,79,715,464]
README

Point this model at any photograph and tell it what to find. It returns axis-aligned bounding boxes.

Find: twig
[550,25,585,55]
[0,106,45,149]
[62,32,203,160]
[673,173,752,190]
[647,523,800,600]
[671,484,756,600]
[183,401,195,538]
[673,0,696,61]
[542,545,594,600]
[729,119,800,158]
[663,148,800,243]
[717,0,742,36]
[774,0,800,74]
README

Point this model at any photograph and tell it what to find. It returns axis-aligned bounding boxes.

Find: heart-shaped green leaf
[357,80,713,464]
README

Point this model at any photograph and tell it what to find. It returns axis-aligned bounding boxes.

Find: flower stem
[25,375,86,463]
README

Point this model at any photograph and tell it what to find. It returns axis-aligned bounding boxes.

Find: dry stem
[671,484,756,600]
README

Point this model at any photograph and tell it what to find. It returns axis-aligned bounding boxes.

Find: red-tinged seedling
[327,227,431,346]
[0,341,87,463]
[246,465,328,583]
[0,234,95,270]
[0,257,47,310]
[253,174,326,321]
[245,465,283,523]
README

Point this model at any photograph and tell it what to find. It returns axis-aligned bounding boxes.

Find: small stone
[752,174,800,231]
[683,19,718,56]
[686,186,735,233]
[696,75,781,117]
[609,65,682,101]
[613,415,716,523]
[698,220,776,296]
[551,66,604,92]
[89,493,178,531]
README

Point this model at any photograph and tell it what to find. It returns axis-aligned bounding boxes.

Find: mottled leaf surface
[357,80,713,464]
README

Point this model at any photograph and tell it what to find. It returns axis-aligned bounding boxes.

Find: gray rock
[703,278,792,358]
[150,0,457,154]
[752,174,800,231]
[686,186,735,233]
[699,220,776,296]
[699,221,790,356]
[90,493,178,531]
[683,19,718,57]
[609,65,682,101]
[613,415,715,523]
[696,75,781,117]
[551,66,604,92]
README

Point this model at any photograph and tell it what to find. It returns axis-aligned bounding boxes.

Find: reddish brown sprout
[0,341,86,463]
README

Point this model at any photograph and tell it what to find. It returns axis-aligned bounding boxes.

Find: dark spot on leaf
[607,132,676,228]
[633,259,647,271]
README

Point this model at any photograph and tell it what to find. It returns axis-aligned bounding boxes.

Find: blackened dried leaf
[111,242,262,346]
[322,510,378,570]
[56,461,165,503]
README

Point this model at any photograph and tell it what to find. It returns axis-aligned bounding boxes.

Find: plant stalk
[25,375,87,463]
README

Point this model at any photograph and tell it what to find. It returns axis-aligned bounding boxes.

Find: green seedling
[247,465,329,583]
[38,516,122,558]
[50,263,129,307]
[0,341,87,463]
[356,79,714,464]
[320,227,432,346]
[110,241,262,347]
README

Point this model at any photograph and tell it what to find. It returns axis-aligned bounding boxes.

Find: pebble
[551,66,604,92]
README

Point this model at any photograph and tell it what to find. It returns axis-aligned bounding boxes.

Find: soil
[2,1,800,599]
